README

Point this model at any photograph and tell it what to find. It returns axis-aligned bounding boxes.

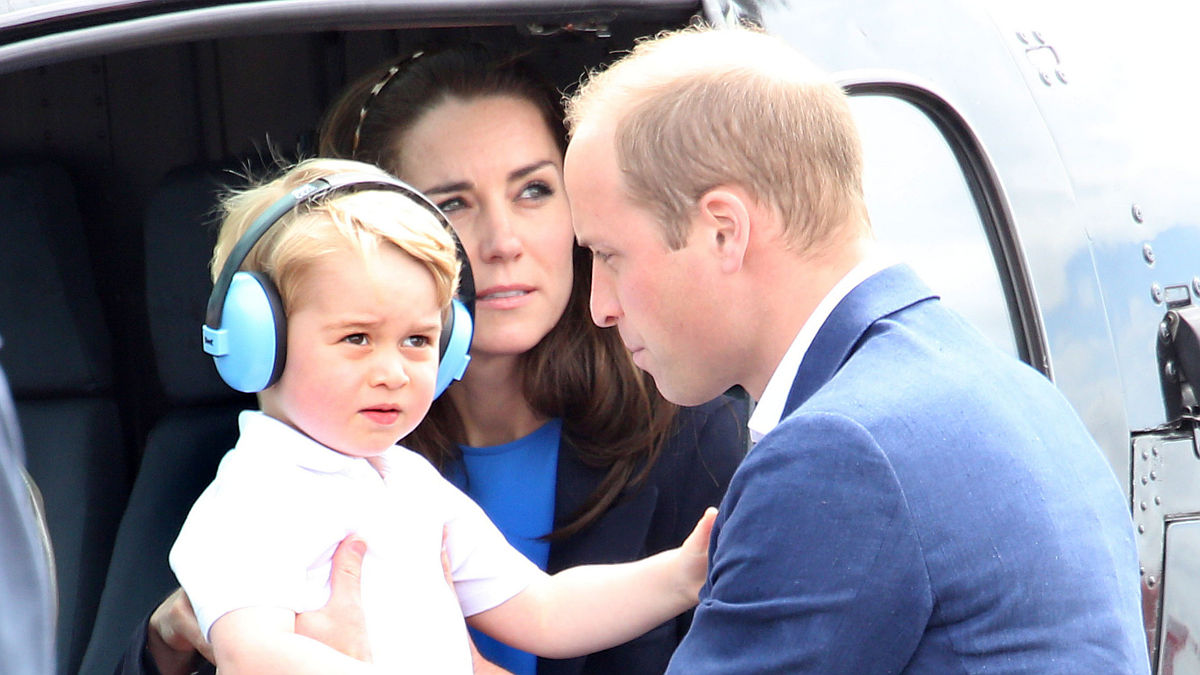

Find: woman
[129,44,747,675]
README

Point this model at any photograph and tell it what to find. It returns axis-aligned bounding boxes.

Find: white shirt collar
[747,250,896,443]
[237,410,391,479]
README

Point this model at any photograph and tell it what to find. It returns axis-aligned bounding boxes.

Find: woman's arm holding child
[209,606,379,675]
[467,507,716,658]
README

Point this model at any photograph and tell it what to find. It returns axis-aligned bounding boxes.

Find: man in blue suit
[563,25,1150,674]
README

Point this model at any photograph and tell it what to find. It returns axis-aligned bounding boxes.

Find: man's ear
[696,187,751,274]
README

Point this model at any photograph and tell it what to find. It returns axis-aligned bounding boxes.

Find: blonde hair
[211,157,459,314]
[565,25,867,251]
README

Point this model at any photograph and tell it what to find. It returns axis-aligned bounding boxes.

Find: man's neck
[741,233,876,400]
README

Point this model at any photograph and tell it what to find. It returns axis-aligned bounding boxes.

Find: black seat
[80,164,254,675]
[0,160,132,675]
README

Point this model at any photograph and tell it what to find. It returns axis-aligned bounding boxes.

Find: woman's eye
[437,197,468,214]
[518,181,553,201]
[343,333,369,346]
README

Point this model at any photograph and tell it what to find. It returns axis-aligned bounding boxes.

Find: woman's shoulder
[665,392,751,453]
[653,392,750,484]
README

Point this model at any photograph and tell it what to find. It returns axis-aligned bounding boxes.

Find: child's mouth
[361,407,400,425]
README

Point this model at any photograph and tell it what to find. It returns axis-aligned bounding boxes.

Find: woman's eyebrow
[508,160,556,182]
[424,180,472,196]
[423,160,556,196]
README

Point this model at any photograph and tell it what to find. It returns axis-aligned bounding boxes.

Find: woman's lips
[477,285,533,308]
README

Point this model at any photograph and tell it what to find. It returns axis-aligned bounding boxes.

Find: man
[562,25,1149,673]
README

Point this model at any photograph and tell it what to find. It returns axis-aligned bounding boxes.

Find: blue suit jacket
[667,265,1149,674]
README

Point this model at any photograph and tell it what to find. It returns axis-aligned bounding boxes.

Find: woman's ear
[696,187,752,274]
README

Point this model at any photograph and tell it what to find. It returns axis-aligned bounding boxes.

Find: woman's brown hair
[318,44,678,539]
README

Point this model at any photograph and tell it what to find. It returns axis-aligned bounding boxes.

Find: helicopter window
[850,94,1019,359]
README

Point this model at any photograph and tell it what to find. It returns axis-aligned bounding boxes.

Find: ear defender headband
[202,172,474,396]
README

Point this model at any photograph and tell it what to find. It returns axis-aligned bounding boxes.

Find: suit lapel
[784,264,936,415]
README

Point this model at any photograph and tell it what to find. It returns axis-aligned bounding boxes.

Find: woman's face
[396,95,575,361]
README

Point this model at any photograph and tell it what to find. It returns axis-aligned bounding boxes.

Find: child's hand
[678,507,718,601]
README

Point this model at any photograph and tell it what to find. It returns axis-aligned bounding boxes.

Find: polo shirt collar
[236,410,383,477]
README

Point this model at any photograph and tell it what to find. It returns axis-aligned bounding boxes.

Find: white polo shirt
[170,411,541,673]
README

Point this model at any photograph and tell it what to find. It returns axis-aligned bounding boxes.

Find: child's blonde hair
[212,157,460,315]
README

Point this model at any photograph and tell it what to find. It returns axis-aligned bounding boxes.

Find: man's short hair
[566,25,867,251]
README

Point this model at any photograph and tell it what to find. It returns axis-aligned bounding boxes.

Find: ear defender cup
[204,271,287,393]
[202,172,474,397]
[435,297,473,398]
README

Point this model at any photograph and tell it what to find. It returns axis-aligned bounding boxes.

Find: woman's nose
[478,205,523,262]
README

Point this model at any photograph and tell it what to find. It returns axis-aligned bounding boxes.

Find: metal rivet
[1165,361,1178,381]
[1150,470,1158,481]
[1140,501,1148,511]
[1155,496,1162,505]
[1153,446,1160,457]
[1138,524,1146,533]
[1143,243,1156,264]
[1055,68,1068,84]
[1132,204,1144,223]
[1148,576,1157,587]
[1142,449,1151,460]
[1142,475,1149,485]
[1161,321,1172,342]
[1152,284,1164,304]
[1141,566,1146,575]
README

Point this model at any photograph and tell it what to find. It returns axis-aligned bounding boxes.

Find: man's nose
[589,265,621,328]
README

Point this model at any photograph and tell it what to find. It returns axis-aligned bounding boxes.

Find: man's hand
[147,587,212,675]
[294,535,373,662]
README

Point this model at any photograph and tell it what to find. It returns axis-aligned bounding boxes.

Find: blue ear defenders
[202,172,474,396]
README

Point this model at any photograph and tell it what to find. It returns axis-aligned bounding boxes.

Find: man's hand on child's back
[295,535,373,662]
